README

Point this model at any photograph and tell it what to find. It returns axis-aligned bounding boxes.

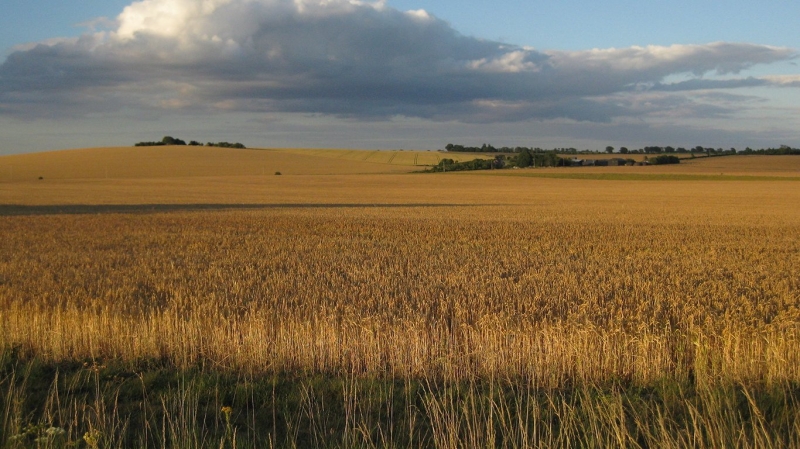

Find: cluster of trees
[515,149,571,168]
[649,155,681,165]
[629,146,799,156]
[444,143,692,155]
[135,136,246,149]
[444,143,516,153]
[428,151,576,173]
[135,136,188,146]
[444,143,582,155]
[438,140,800,173]
[742,145,800,155]
[207,141,247,149]
[428,147,687,173]
[429,157,505,172]
[634,146,729,155]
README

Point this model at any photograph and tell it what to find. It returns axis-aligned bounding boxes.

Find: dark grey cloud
[0,0,797,123]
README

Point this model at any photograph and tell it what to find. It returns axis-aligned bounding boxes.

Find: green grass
[2,353,799,448]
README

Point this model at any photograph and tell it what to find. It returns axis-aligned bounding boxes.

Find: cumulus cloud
[0,0,797,123]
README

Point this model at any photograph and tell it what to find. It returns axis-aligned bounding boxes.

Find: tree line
[445,143,800,156]
[429,148,683,172]
[135,136,246,149]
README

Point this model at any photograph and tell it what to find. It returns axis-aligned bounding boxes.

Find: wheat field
[1,148,799,447]
[2,206,799,384]
[0,146,496,183]
[1,149,798,384]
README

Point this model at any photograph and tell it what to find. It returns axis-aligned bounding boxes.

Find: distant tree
[437,158,455,172]
[161,136,186,146]
[605,146,614,154]
[516,149,533,168]
[619,147,629,154]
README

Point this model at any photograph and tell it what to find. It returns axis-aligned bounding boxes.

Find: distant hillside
[0,147,448,181]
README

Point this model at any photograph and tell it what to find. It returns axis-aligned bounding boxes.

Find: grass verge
[2,352,799,448]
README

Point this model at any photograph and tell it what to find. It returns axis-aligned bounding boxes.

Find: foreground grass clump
[2,354,799,448]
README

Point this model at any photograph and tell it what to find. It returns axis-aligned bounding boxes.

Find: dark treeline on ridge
[432,142,799,173]
[445,143,800,156]
[430,149,682,172]
[135,136,246,149]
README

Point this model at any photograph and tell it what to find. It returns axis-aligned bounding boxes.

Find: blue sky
[1,0,799,154]
[5,1,800,55]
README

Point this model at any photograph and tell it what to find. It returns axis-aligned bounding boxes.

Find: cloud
[0,0,797,123]
[763,75,800,87]
[649,77,768,92]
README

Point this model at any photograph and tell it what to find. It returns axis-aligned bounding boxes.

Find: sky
[1,0,799,155]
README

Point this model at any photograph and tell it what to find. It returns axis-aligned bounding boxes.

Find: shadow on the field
[0,203,496,216]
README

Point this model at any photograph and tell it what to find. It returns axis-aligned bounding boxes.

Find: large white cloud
[0,0,797,123]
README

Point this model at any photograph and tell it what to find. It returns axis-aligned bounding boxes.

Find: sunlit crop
[1,148,799,447]
[2,202,797,387]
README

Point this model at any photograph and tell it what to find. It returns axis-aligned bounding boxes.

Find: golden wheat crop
[1,198,797,387]
[2,148,799,447]
[2,147,799,389]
